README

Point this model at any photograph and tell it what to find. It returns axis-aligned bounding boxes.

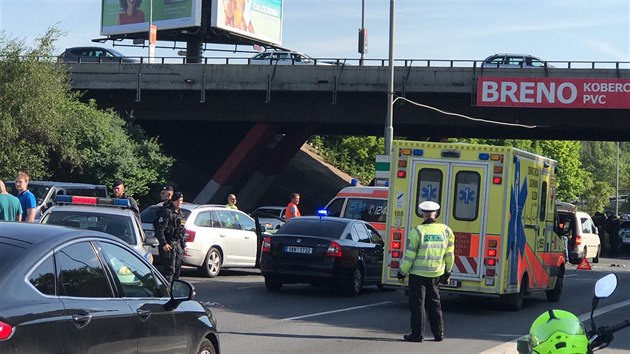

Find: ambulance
[324,186,388,236]
[382,140,566,310]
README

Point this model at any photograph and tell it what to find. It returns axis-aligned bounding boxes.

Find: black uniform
[154,201,185,282]
[605,213,621,257]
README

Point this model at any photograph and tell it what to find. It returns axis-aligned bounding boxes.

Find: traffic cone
[577,257,592,270]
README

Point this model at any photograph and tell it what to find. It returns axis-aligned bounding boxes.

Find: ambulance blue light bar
[316,209,328,217]
[55,195,131,208]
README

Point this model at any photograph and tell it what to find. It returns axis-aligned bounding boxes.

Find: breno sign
[477,77,630,109]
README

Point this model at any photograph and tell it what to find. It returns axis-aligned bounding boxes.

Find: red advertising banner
[477,76,630,109]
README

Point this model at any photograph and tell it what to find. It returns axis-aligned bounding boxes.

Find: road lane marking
[281,301,395,321]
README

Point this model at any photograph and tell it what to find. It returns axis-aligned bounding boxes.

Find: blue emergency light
[55,195,131,208]
[316,209,328,217]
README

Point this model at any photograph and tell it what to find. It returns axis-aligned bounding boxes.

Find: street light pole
[359,0,365,66]
[384,0,395,155]
[148,0,155,63]
[616,141,620,215]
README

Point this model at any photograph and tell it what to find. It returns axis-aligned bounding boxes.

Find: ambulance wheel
[505,276,527,311]
[593,246,600,263]
[546,271,564,302]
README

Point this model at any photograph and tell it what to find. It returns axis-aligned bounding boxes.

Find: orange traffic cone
[577,257,592,270]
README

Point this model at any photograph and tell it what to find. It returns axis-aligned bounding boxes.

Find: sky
[1,0,629,63]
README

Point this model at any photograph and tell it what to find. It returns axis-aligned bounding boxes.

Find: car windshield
[42,210,137,245]
[277,219,346,239]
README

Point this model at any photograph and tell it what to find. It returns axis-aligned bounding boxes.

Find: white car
[141,204,262,277]
[482,53,548,68]
[556,202,601,264]
[250,206,286,233]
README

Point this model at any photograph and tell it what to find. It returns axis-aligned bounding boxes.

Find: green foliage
[0,28,174,202]
[308,135,384,185]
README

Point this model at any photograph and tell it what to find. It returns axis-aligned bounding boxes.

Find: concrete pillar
[186,37,203,64]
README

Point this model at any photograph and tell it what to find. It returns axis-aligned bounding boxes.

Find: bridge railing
[19,55,630,69]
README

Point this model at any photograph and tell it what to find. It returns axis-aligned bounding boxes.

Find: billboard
[101,0,202,36]
[477,76,630,109]
[211,0,283,45]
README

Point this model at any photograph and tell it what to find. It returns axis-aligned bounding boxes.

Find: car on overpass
[58,46,137,63]
[249,50,331,65]
[481,53,548,68]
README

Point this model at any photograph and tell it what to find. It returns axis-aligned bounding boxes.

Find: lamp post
[148,0,156,63]
[384,0,395,155]
[616,141,620,215]
[359,0,366,66]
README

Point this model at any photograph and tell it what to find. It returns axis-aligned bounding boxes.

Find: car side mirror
[171,280,195,301]
[144,236,159,247]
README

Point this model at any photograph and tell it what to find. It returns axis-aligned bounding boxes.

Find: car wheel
[197,339,216,354]
[344,267,363,297]
[504,275,527,311]
[264,276,282,292]
[201,247,222,278]
[545,271,564,302]
[593,245,600,263]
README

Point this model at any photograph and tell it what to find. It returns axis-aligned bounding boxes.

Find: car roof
[46,204,134,216]
[487,53,538,57]
[256,206,285,210]
[4,180,107,188]
[287,216,360,224]
[0,222,119,246]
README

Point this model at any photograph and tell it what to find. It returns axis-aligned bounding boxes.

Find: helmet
[529,309,589,354]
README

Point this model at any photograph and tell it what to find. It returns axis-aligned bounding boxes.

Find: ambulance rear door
[408,158,490,282]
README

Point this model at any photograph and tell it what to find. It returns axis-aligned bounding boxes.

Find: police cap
[419,201,440,212]
[171,191,184,201]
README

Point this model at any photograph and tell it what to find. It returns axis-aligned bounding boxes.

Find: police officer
[154,191,186,282]
[112,180,140,215]
[397,201,454,343]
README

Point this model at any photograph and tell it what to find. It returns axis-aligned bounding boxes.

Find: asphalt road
[180,254,630,354]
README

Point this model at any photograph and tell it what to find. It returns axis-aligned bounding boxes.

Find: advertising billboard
[211,0,283,45]
[101,0,202,36]
[477,76,630,109]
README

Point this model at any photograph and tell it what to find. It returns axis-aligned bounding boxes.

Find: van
[6,181,109,220]
[324,186,388,235]
[555,202,601,264]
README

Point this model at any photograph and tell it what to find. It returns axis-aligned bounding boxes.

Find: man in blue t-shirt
[0,180,22,221]
[15,172,37,222]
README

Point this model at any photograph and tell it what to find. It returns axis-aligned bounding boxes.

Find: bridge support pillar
[238,125,316,211]
[186,37,203,64]
[193,123,278,204]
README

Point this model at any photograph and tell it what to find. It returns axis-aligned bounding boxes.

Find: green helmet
[529,309,589,354]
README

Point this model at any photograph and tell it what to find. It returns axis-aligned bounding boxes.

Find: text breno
[481,81,578,105]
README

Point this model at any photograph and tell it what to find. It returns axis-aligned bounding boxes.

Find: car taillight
[326,241,342,257]
[262,236,272,253]
[185,229,195,243]
[575,235,582,245]
[0,320,14,340]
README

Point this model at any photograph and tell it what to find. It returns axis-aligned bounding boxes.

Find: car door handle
[220,234,227,238]
[136,309,151,320]
[72,314,92,328]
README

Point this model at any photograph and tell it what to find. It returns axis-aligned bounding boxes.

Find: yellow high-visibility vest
[400,222,454,278]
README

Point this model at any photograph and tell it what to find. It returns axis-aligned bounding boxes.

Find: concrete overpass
[67,59,630,209]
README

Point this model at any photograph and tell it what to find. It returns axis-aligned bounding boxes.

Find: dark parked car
[0,223,219,354]
[260,216,384,296]
[58,46,137,63]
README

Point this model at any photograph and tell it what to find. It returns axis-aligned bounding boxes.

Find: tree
[0,28,174,203]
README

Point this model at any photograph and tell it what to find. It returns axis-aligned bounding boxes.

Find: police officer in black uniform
[154,191,186,282]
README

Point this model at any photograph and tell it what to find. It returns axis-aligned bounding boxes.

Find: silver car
[250,206,286,233]
[141,204,263,277]
[58,46,137,63]
[40,195,157,262]
[249,50,326,65]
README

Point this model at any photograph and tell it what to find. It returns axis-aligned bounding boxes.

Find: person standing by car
[15,172,36,222]
[605,211,621,257]
[0,180,22,221]
[154,192,186,282]
[112,180,140,215]
[226,194,238,210]
[397,201,454,343]
[285,192,301,220]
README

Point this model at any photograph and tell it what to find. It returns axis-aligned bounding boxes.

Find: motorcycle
[517,273,630,353]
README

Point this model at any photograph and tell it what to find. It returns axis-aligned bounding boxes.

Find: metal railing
[14,55,630,69]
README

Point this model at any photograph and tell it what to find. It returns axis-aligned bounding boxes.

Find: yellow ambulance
[382,140,566,310]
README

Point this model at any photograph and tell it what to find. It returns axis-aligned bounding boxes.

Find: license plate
[284,246,313,254]
[440,279,460,288]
